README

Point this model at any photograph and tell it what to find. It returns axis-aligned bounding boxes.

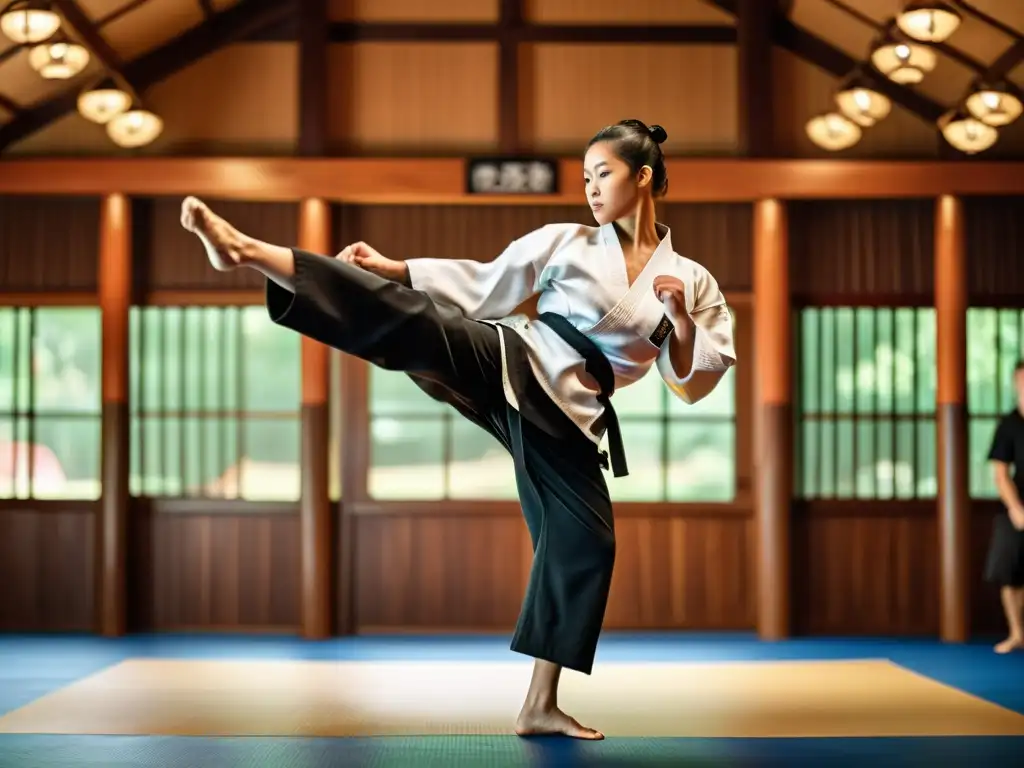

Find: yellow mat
[1,658,1023,738]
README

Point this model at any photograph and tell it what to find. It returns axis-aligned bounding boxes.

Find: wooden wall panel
[525,0,733,24]
[131,505,301,630]
[335,203,752,291]
[353,514,533,630]
[771,50,940,160]
[329,0,498,22]
[0,196,100,292]
[327,43,499,155]
[792,502,939,636]
[789,199,935,302]
[136,197,299,293]
[965,196,1024,302]
[661,203,752,291]
[351,511,754,631]
[7,45,299,158]
[523,45,737,155]
[0,505,95,631]
[334,203,593,258]
[604,516,754,629]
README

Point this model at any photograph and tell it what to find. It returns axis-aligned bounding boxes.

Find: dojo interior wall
[3,0,1024,639]
[2,193,1023,637]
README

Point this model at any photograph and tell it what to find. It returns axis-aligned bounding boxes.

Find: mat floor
[1,632,1023,767]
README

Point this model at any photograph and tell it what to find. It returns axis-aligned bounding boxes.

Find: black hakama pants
[266,248,616,675]
[984,510,1024,588]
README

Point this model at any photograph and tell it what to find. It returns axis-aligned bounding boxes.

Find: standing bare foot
[515,705,604,740]
[180,196,252,271]
[994,636,1023,654]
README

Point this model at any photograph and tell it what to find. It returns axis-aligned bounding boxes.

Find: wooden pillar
[299,198,333,638]
[935,194,969,642]
[753,198,791,640]
[97,193,131,637]
[736,0,775,157]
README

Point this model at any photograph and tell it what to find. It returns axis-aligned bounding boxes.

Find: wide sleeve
[404,223,571,320]
[656,266,736,405]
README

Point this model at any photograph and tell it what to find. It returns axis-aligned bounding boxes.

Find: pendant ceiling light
[964,82,1023,128]
[78,88,132,124]
[806,111,862,151]
[0,0,60,44]
[896,1,962,43]
[106,108,163,148]
[28,33,89,79]
[835,75,892,127]
[938,108,998,154]
[870,33,937,84]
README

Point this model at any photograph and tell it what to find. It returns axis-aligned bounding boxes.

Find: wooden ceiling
[0,0,1021,155]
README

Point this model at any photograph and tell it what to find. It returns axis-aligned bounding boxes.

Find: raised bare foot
[994,636,1024,654]
[515,706,604,740]
[180,196,249,271]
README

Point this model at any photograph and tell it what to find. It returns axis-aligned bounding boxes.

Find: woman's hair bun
[648,124,668,144]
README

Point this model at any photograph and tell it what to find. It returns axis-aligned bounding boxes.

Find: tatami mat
[1,658,1023,738]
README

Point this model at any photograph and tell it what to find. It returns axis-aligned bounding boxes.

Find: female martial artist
[180,118,736,740]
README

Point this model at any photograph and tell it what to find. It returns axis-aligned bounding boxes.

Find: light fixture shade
[106,109,163,148]
[870,38,937,84]
[835,80,892,127]
[77,88,131,124]
[0,0,60,44]
[939,109,998,154]
[965,85,1023,128]
[28,38,89,79]
[896,2,961,42]
[806,111,862,151]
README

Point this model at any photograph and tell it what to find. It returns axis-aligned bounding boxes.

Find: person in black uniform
[985,360,1024,654]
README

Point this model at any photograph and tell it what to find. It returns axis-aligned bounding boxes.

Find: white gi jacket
[406,221,736,448]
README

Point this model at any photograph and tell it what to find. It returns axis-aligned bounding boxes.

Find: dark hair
[1016,359,1024,374]
[586,119,669,197]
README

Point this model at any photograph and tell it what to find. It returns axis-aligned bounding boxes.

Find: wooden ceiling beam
[986,39,1024,80]
[704,0,946,123]
[0,92,21,115]
[249,21,737,44]
[0,0,292,152]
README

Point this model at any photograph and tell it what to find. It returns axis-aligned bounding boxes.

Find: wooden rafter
[986,39,1024,80]
[0,0,292,152]
[0,92,20,115]
[703,0,946,123]
[51,0,142,104]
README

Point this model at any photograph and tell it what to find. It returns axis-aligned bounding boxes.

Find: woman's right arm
[403,224,572,320]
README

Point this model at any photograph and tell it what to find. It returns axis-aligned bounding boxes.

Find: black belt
[536,312,628,478]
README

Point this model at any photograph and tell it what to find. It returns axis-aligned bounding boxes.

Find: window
[129,306,302,502]
[796,307,937,499]
[0,307,102,500]
[607,364,736,502]
[368,367,515,500]
[967,308,1023,499]
[367,360,737,503]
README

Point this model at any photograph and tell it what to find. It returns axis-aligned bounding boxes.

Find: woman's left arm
[654,269,736,405]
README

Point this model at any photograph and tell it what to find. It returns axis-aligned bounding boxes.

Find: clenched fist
[335,241,409,284]
[653,274,694,343]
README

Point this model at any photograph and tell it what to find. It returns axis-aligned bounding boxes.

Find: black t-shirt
[988,409,1024,499]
